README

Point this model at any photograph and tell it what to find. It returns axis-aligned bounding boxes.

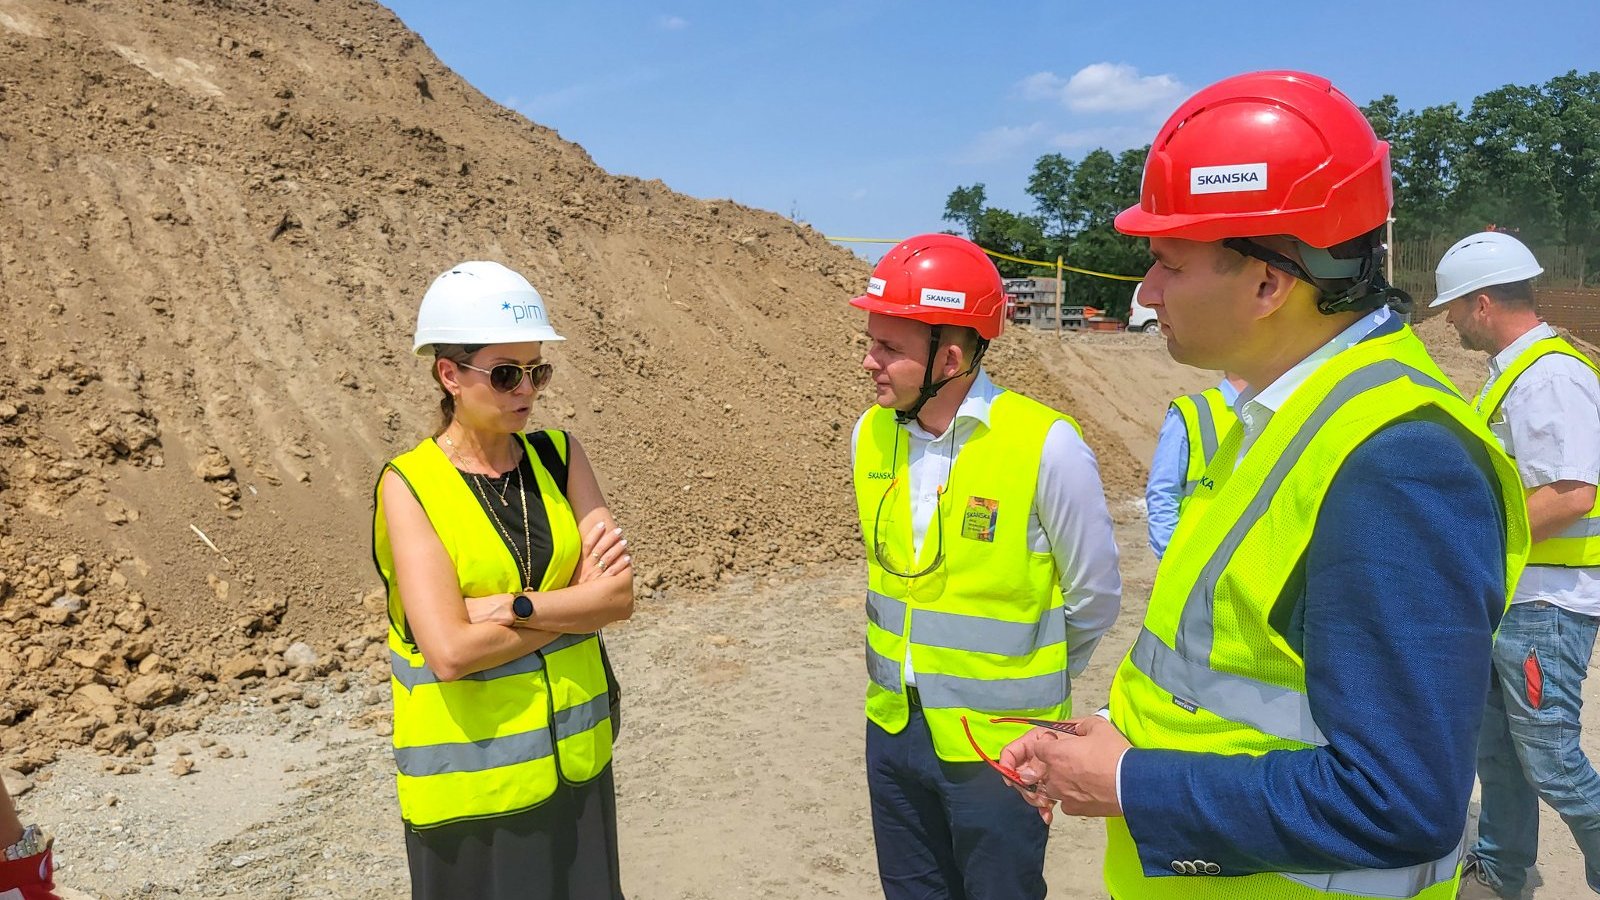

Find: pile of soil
[0,0,1211,773]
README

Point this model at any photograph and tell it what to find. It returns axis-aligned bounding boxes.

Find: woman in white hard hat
[373,260,633,900]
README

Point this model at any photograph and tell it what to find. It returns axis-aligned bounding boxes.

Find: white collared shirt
[1233,307,1393,463]
[851,369,1123,682]
[1480,323,1600,613]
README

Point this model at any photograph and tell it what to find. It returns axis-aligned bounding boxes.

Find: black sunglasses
[458,361,554,393]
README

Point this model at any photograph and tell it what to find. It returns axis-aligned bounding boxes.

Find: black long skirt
[404,766,623,900]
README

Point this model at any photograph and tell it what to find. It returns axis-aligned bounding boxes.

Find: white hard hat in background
[412,260,566,355]
[1429,232,1545,308]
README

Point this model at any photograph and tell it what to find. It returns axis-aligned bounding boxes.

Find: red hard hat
[1115,71,1391,249]
[849,233,1006,340]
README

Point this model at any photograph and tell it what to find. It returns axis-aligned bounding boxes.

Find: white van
[1127,282,1159,333]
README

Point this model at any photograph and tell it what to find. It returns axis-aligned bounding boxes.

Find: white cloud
[1017,63,1185,114]
[1017,71,1068,102]
[849,188,869,201]
[658,14,688,30]
[955,122,1045,164]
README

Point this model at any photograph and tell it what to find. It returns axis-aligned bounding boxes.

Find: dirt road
[14,516,1593,899]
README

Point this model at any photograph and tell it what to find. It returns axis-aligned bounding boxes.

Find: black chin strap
[1223,237,1414,317]
[895,325,990,425]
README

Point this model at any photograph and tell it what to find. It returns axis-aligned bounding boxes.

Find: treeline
[942,147,1149,317]
[1365,69,1598,283]
[944,69,1599,318]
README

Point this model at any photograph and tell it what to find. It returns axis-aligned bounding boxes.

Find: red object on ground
[0,847,61,900]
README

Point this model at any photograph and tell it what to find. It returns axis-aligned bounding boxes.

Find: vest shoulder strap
[1481,337,1598,420]
[526,430,570,498]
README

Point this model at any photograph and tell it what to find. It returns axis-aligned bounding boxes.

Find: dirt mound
[0,0,878,769]
[0,0,1209,772]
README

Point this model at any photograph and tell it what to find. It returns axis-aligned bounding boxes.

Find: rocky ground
[9,518,1596,900]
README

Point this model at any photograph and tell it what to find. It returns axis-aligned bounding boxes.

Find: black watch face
[512,594,534,618]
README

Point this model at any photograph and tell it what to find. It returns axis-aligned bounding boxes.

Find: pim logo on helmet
[866,276,887,297]
[1190,163,1268,195]
[502,300,550,324]
[919,287,966,310]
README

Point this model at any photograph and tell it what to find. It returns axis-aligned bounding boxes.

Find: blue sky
[385,1,1598,259]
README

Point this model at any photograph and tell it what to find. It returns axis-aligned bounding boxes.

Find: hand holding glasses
[960,715,1080,793]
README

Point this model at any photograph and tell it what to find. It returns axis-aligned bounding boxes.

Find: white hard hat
[1428,232,1544,308]
[412,261,566,355]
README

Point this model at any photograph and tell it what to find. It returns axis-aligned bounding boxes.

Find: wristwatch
[511,592,535,627]
[3,823,46,861]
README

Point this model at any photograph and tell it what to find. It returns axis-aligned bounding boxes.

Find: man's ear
[1253,260,1301,317]
[941,340,967,380]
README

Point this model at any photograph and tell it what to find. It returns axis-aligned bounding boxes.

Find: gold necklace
[467,464,534,591]
[442,431,513,503]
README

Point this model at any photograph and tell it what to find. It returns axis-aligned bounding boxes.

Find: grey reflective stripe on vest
[912,608,1066,657]
[1186,392,1220,463]
[390,632,597,691]
[394,727,556,777]
[1279,835,1463,898]
[869,591,1065,658]
[1175,360,1453,662]
[1557,516,1600,539]
[553,691,611,741]
[866,590,906,637]
[1130,628,1326,746]
[866,639,901,693]
[917,669,1069,712]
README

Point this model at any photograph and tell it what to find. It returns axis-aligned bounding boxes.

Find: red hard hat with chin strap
[850,233,1005,423]
[1117,70,1408,315]
[850,233,1006,340]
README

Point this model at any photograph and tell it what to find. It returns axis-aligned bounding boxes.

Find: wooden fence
[1392,235,1589,305]
[1533,289,1600,343]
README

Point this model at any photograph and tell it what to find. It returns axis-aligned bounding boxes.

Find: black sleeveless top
[456,443,555,590]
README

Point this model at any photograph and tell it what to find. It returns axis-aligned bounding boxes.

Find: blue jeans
[867,705,1048,900]
[1473,600,1600,896]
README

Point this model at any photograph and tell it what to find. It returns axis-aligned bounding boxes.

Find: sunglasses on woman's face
[458,361,554,393]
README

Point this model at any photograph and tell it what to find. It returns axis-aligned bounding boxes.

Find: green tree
[1021,146,1150,316]
[941,183,1049,276]
[1374,70,1600,283]
[942,183,988,241]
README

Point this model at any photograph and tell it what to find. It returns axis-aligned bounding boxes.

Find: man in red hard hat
[999,71,1530,899]
[849,233,1121,898]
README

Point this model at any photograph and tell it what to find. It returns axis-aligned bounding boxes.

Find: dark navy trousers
[867,704,1049,899]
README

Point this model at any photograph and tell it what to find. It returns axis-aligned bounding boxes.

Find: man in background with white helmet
[849,232,1121,899]
[1433,231,1600,898]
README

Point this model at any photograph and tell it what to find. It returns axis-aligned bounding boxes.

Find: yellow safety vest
[372,430,613,828]
[1475,335,1600,567]
[1169,387,1239,513]
[1105,326,1529,899]
[853,391,1079,761]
